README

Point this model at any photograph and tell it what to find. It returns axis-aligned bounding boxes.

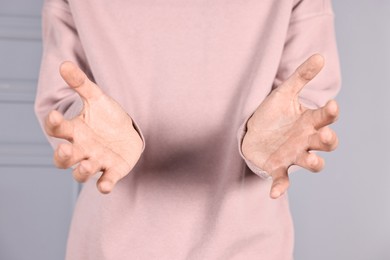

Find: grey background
[0,0,389,259]
[290,1,390,260]
[0,1,77,260]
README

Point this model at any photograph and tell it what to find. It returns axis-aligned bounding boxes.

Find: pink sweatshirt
[35,0,341,259]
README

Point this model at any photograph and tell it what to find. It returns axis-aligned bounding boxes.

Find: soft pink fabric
[35,0,341,259]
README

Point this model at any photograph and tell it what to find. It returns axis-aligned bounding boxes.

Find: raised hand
[241,54,339,199]
[44,62,143,194]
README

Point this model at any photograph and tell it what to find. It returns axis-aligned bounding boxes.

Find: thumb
[280,53,324,96]
[59,61,102,100]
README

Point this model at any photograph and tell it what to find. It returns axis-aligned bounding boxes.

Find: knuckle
[273,177,289,187]
[53,156,69,169]
[320,128,332,144]
[306,153,323,172]
[296,66,314,81]
[306,134,314,149]
[44,123,55,136]
[267,162,280,175]
[322,132,338,151]
[72,170,87,183]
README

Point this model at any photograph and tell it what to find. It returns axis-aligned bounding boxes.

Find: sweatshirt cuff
[63,96,83,120]
[237,115,272,180]
[131,117,146,153]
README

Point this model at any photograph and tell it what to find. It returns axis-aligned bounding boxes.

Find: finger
[45,110,74,141]
[295,151,325,173]
[280,54,325,95]
[270,167,290,199]
[59,61,102,100]
[72,159,102,183]
[308,99,339,129]
[96,157,133,194]
[308,127,338,152]
[54,143,85,169]
[96,168,123,194]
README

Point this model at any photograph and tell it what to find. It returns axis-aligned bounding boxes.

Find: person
[34,0,341,259]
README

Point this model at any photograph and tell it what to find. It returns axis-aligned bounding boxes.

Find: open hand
[241,54,339,199]
[44,62,143,194]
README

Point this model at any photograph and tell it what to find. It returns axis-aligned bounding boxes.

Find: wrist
[242,132,267,170]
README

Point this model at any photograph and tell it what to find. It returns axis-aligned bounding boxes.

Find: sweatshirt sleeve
[237,0,342,178]
[34,0,87,148]
[34,0,146,151]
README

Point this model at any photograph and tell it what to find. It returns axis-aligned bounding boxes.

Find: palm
[45,62,143,194]
[244,90,309,166]
[242,54,339,199]
[75,93,141,166]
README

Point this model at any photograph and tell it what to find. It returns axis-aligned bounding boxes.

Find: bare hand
[44,62,143,194]
[242,54,339,199]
